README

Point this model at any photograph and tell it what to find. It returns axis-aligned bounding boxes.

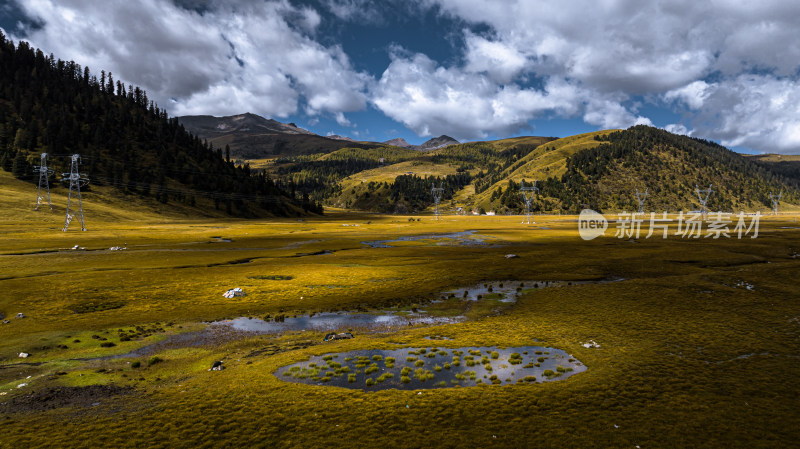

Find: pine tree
[12,151,30,179]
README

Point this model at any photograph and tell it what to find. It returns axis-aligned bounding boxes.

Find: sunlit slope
[0,170,243,230]
[319,146,421,163]
[479,135,556,152]
[470,130,615,209]
[546,126,800,213]
[323,139,553,211]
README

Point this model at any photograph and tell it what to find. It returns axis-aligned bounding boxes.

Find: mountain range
[177,113,460,159]
[1,33,797,219]
[381,135,460,151]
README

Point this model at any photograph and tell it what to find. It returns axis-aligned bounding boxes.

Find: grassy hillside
[537,126,800,213]
[0,169,236,229]
[470,130,614,212]
[264,137,554,213]
[259,127,800,215]
[747,154,800,184]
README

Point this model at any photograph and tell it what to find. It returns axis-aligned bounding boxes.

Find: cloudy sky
[2,0,800,153]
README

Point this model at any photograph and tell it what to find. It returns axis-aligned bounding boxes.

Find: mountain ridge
[178,113,381,159]
[382,135,460,151]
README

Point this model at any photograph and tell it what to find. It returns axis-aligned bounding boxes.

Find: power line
[62,154,87,231]
[635,187,648,214]
[431,182,444,221]
[520,180,538,224]
[769,191,782,215]
[33,153,53,210]
[695,184,713,219]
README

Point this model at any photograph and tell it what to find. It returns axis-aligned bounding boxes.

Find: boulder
[19,352,30,358]
[581,340,601,348]
[209,361,225,371]
[16,313,25,319]
[323,332,354,341]
[504,254,519,259]
[222,288,245,298]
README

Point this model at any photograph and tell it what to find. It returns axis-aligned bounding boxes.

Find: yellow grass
[1,168,800,448]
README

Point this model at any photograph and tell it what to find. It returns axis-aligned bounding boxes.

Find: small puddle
[442,278,624,303]
[361,231,494,248]
[275,346,585,390]
[293,250,335,257]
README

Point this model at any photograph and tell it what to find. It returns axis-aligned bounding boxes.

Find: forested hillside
[0,31,320,217]
[533,126,800,213]
[264,125,798,215]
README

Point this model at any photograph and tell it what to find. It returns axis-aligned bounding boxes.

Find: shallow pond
[215,278,623,333]
[218,313,460,334]
[99,278,621,359]
[361,231,494,248]
[275,346,586,390]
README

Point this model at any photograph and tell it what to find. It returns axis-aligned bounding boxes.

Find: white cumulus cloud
[683,75,800,153]
[371,51,646,139]
[420,0,800,150]
[10,0,369,121]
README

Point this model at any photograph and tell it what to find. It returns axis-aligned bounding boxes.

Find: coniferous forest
[0,30,322,217]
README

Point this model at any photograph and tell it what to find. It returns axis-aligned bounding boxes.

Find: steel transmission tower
[695,184,713,219]
[634,187,648,214]
[431,182,444,221]
[62,154,87,231]
[769,191,782,215]
[33,153,53,210]
[520,180,539,224]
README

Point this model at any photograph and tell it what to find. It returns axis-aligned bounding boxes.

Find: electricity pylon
[431,182,444,221]
[634,187,648,214]
[33,153,53,210]
[769,191,782,215]
[695,184,713,219]
[62,154,87,231]
[520,180,539,224]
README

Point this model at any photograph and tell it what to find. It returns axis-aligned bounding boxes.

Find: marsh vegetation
[1,197,799,447]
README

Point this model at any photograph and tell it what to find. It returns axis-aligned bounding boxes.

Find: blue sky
[2,0,800,153]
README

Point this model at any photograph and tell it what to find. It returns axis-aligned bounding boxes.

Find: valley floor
[1,211,799,448]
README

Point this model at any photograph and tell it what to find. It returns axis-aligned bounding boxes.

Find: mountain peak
[418,135,459,151]
[178,112,316,136]
[383,137,413,148]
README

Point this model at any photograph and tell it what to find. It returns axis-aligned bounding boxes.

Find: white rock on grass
[19,352,30,358]
[222,287,245,298]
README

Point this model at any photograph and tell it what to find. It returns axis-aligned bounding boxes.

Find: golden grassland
[1,171,800,448]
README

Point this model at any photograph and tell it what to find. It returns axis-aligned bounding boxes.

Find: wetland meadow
[1,200,799,448]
